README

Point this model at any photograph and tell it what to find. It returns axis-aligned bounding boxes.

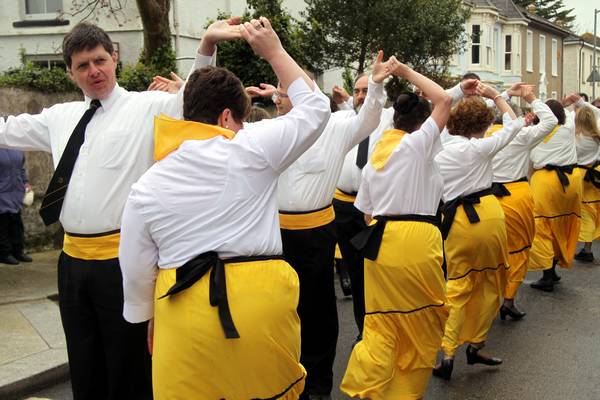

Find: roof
[523,9,571,37]
[489,0,526,20]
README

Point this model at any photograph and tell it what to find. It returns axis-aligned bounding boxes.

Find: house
[452,0,570,101]
[0,1,305,74]
[563,33,600,100]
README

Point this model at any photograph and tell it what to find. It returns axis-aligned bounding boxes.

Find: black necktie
[356,136,369,169]
[39,99,101,226]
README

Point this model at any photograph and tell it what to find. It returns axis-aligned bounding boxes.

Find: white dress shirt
[277,77,386,211]
[355,117,443,217]
[337,107,393,194]
[530,110,577,169]
[0,53,214,234]
[576,135,600,165]
[435,117,525,201]
[492,100,558,182]
[119,78,330,323]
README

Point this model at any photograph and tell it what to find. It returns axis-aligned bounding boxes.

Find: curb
[0,362,69,400]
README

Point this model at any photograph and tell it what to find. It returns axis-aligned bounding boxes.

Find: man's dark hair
[392,92,432,132]
[545,99,566,125]
[62,22,114,68]
[184,66,250,125]
[354,73,368,86]
[579,93,589,102]
[461,72,481,81]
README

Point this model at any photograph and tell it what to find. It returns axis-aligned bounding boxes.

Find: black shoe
[530,278,554,292]
[500,304,526,321]
[13,252,33,262]
[308,395,332,400]
[466,345,502,366]
[574,250,594,263]
[0,255,19,265]
[432,358,454,380]
[335,259,353,297]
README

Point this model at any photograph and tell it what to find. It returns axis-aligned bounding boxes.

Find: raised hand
[521,85,536,104]
[524,112,536,127]
[460,78,479,96]
[476,82,500,99]
[371,51,392,84]
[148,72,184,94]
[387,56,410,78]
[562,93,581,107]
[507,82,535,98]
[240,17,284,62]
[246,83,276,98]
[199,17,243,55]
[332,85,350,104]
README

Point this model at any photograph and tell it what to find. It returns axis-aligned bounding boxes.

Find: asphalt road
[24,244,600,400]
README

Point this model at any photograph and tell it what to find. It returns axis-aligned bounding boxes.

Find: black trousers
[0,212,25,257]
[332,198,366,335]
[281,222,339,398]
[58,253,152,400]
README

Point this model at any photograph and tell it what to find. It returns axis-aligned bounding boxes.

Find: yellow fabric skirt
[529,169,582,270]
[497,181,535,299]
[341,221,448,400]
[578,166,600,242]
[441,195,508,356]
[152,259,305,400]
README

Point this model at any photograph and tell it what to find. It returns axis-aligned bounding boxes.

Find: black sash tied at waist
[350,214,440,261]
[440,188,494,240]
[543,164,577,192]
[490,176,529,197]
[158,252,283,339]
[580,161,600,189]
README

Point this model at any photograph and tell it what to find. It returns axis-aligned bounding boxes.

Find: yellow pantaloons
[153,259,305,400]
[341,221,448,400]
[497,181,536,299]
[441,195,508,357]
[529,169,582,270]
[578,166,600,242]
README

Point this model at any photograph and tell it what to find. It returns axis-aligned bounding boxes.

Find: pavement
[0,250,67,400]
[4,246,600,400]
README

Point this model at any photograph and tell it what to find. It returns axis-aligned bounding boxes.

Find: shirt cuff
[191,50,216,73]
[367,75,386,103]
[123,302,154,324]
[501,91,510,102]
[575,98,586,108]
[447,83,464,102]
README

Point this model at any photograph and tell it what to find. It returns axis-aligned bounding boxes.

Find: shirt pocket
[101,131,130,169]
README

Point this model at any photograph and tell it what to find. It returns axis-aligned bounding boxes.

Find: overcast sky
[567,0,599,34]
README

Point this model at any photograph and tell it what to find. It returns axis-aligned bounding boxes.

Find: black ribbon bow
[440,188,493,240]
[543,164,576,192]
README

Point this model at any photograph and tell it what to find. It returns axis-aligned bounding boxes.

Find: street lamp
[592,9,600,99]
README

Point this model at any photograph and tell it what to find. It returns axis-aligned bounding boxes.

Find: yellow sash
[63,230,121,260]
[484,124,504,137]
[370,129,406,171]
[542,125,561,144]
[333,188,357,203]
[153,114,235,161]
[279,205,336,230]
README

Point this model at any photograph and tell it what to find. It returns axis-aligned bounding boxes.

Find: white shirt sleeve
[336,96,354,111]
[0,106,54,152]
[512,99,558,148]
[119,191,159,323]
[484,91,510,109]
[472,116,525,158]
[243,78,331,173]
[576,98,600,122]
[446,83,464,106]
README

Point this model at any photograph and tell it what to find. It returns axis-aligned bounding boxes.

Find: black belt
[440,188,494,240]
[491,177,528,197]
[158,253,283,339]
[542,164,577,192]
[350,214,439,261]
[579,161,600,189]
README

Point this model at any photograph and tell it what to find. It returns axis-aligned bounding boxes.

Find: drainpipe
[579,39,584,93]
[173,0,181,69]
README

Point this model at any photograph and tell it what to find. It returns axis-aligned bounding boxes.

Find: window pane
[505,35,512,52]
[46,0,62,13]
[472,45,480,64]
[505,54,511,70]
[472,25,481,44]
[26,0,44,14]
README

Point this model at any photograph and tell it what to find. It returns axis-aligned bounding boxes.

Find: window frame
[23,0,63,20]
[471,24,482,65]
[551,38,558,76]
[504,34,512,72]
[526,30,533,72]
[539,34,546,73]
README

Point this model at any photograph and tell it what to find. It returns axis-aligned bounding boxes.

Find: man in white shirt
[118,17,330,398]
[0,19,238,400]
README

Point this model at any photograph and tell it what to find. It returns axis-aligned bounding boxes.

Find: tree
[211,0,308,87]
[67,0,174,67]
[299,0,469,99]
[513,0,575,29]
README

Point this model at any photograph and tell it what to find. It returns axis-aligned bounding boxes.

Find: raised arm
[0,108,53,152]
[389,56,452,131]
[446,78,479,106]
[239,17,330,172]
[515,87,559,148]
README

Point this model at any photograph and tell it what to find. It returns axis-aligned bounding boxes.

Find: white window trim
[22,0,62,20]
[514,32,521,74]
[539,34,546,74]
[526,30,533,72]
[471,23,482,66]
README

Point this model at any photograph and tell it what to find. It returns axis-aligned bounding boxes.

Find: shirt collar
[84,83,124,111]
